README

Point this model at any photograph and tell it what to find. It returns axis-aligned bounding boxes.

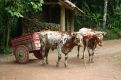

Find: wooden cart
[11,32,43,63]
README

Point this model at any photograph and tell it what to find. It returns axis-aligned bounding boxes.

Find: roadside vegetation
[0,0,121,54]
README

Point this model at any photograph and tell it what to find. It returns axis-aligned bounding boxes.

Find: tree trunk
[3,29,6,47]
[6,25,10,48]
[102,0,108,28]
[5,17,11,48]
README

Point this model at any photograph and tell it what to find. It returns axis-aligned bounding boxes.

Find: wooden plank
[60,0,85,15]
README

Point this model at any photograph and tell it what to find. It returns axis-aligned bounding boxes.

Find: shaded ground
[0,39,121,80]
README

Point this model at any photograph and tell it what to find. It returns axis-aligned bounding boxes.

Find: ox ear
[95,31,107,36]
[71,32,84,40]
[71,32,77,36]
[72,32,77,38]
[99,31,107,36]
[72,32,83,35]
[71,32,83,37]
[102,32,107,36]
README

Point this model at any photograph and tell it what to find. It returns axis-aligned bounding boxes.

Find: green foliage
[21,0,44,13]
[101,29,121,40]
[115,5,121,16]
[30,1,43,12]
[74,0,121,40]
[6,7,23,18]
[0,47,12,55]
[1,0,44,17]
[3,47,13,55]
[75,1,102,31]
[0,0,44,54]
[106,4,121,40]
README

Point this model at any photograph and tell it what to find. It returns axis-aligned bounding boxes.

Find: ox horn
[95,31,107,36]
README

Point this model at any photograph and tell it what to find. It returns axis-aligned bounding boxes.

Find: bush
[104,30,121,40]
[97,28,121,40]
[3,47,13,55]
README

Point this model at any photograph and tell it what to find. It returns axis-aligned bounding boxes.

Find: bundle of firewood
[22,18,60,34]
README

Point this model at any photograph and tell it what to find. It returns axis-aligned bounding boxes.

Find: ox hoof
[41,62,46,66]
[77,55,79,58]
[88,60,94,63]
[42,63,45,66]
[87,61,91,64]
[81,57,84,59]
[56,63,59,67]
[64,63,68,68]
[91,60,94,63]
[46,62,49,64]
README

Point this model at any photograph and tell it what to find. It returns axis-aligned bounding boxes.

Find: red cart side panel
[32,32,41,50]
[11,32,41,52]
[11,34,32,46]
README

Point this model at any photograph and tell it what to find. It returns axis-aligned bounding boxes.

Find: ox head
[92,35,103,47]
[95,31,107,42]
[92,31,107,47]
[61,32,81,54]
[71,32,83,46]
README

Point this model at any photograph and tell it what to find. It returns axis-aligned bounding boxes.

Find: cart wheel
[33,50,43,59]
[14,45,29,64]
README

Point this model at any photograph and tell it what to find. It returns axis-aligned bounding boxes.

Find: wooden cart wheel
[33,50,43,59]
[14,45,29,64]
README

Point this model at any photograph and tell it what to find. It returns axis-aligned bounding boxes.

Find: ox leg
[82,39,88,59]
[82,46,86,59]
[56,53,61,67]
[64,54,68,68]
[87,48,91,62]
[41,47,46,65]
[91,49,95,63]
[45,48,50,64]
[77,45,80,58]
[56,45,62,67]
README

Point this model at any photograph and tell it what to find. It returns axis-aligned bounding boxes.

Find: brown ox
[77,28,106,62]
[39,30,79,67]
[81,35,102,62]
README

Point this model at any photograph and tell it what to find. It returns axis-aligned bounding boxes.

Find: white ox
[39,30,80,67]
[77,28,107,62]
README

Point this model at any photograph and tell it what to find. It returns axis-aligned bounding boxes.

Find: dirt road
[0,39,121,80]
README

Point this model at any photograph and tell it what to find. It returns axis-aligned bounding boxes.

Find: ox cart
[11,32,43,63]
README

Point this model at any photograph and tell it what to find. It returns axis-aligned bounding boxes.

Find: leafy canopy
[0,0,44,18]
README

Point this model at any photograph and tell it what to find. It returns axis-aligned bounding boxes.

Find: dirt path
[0,39,121,80]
